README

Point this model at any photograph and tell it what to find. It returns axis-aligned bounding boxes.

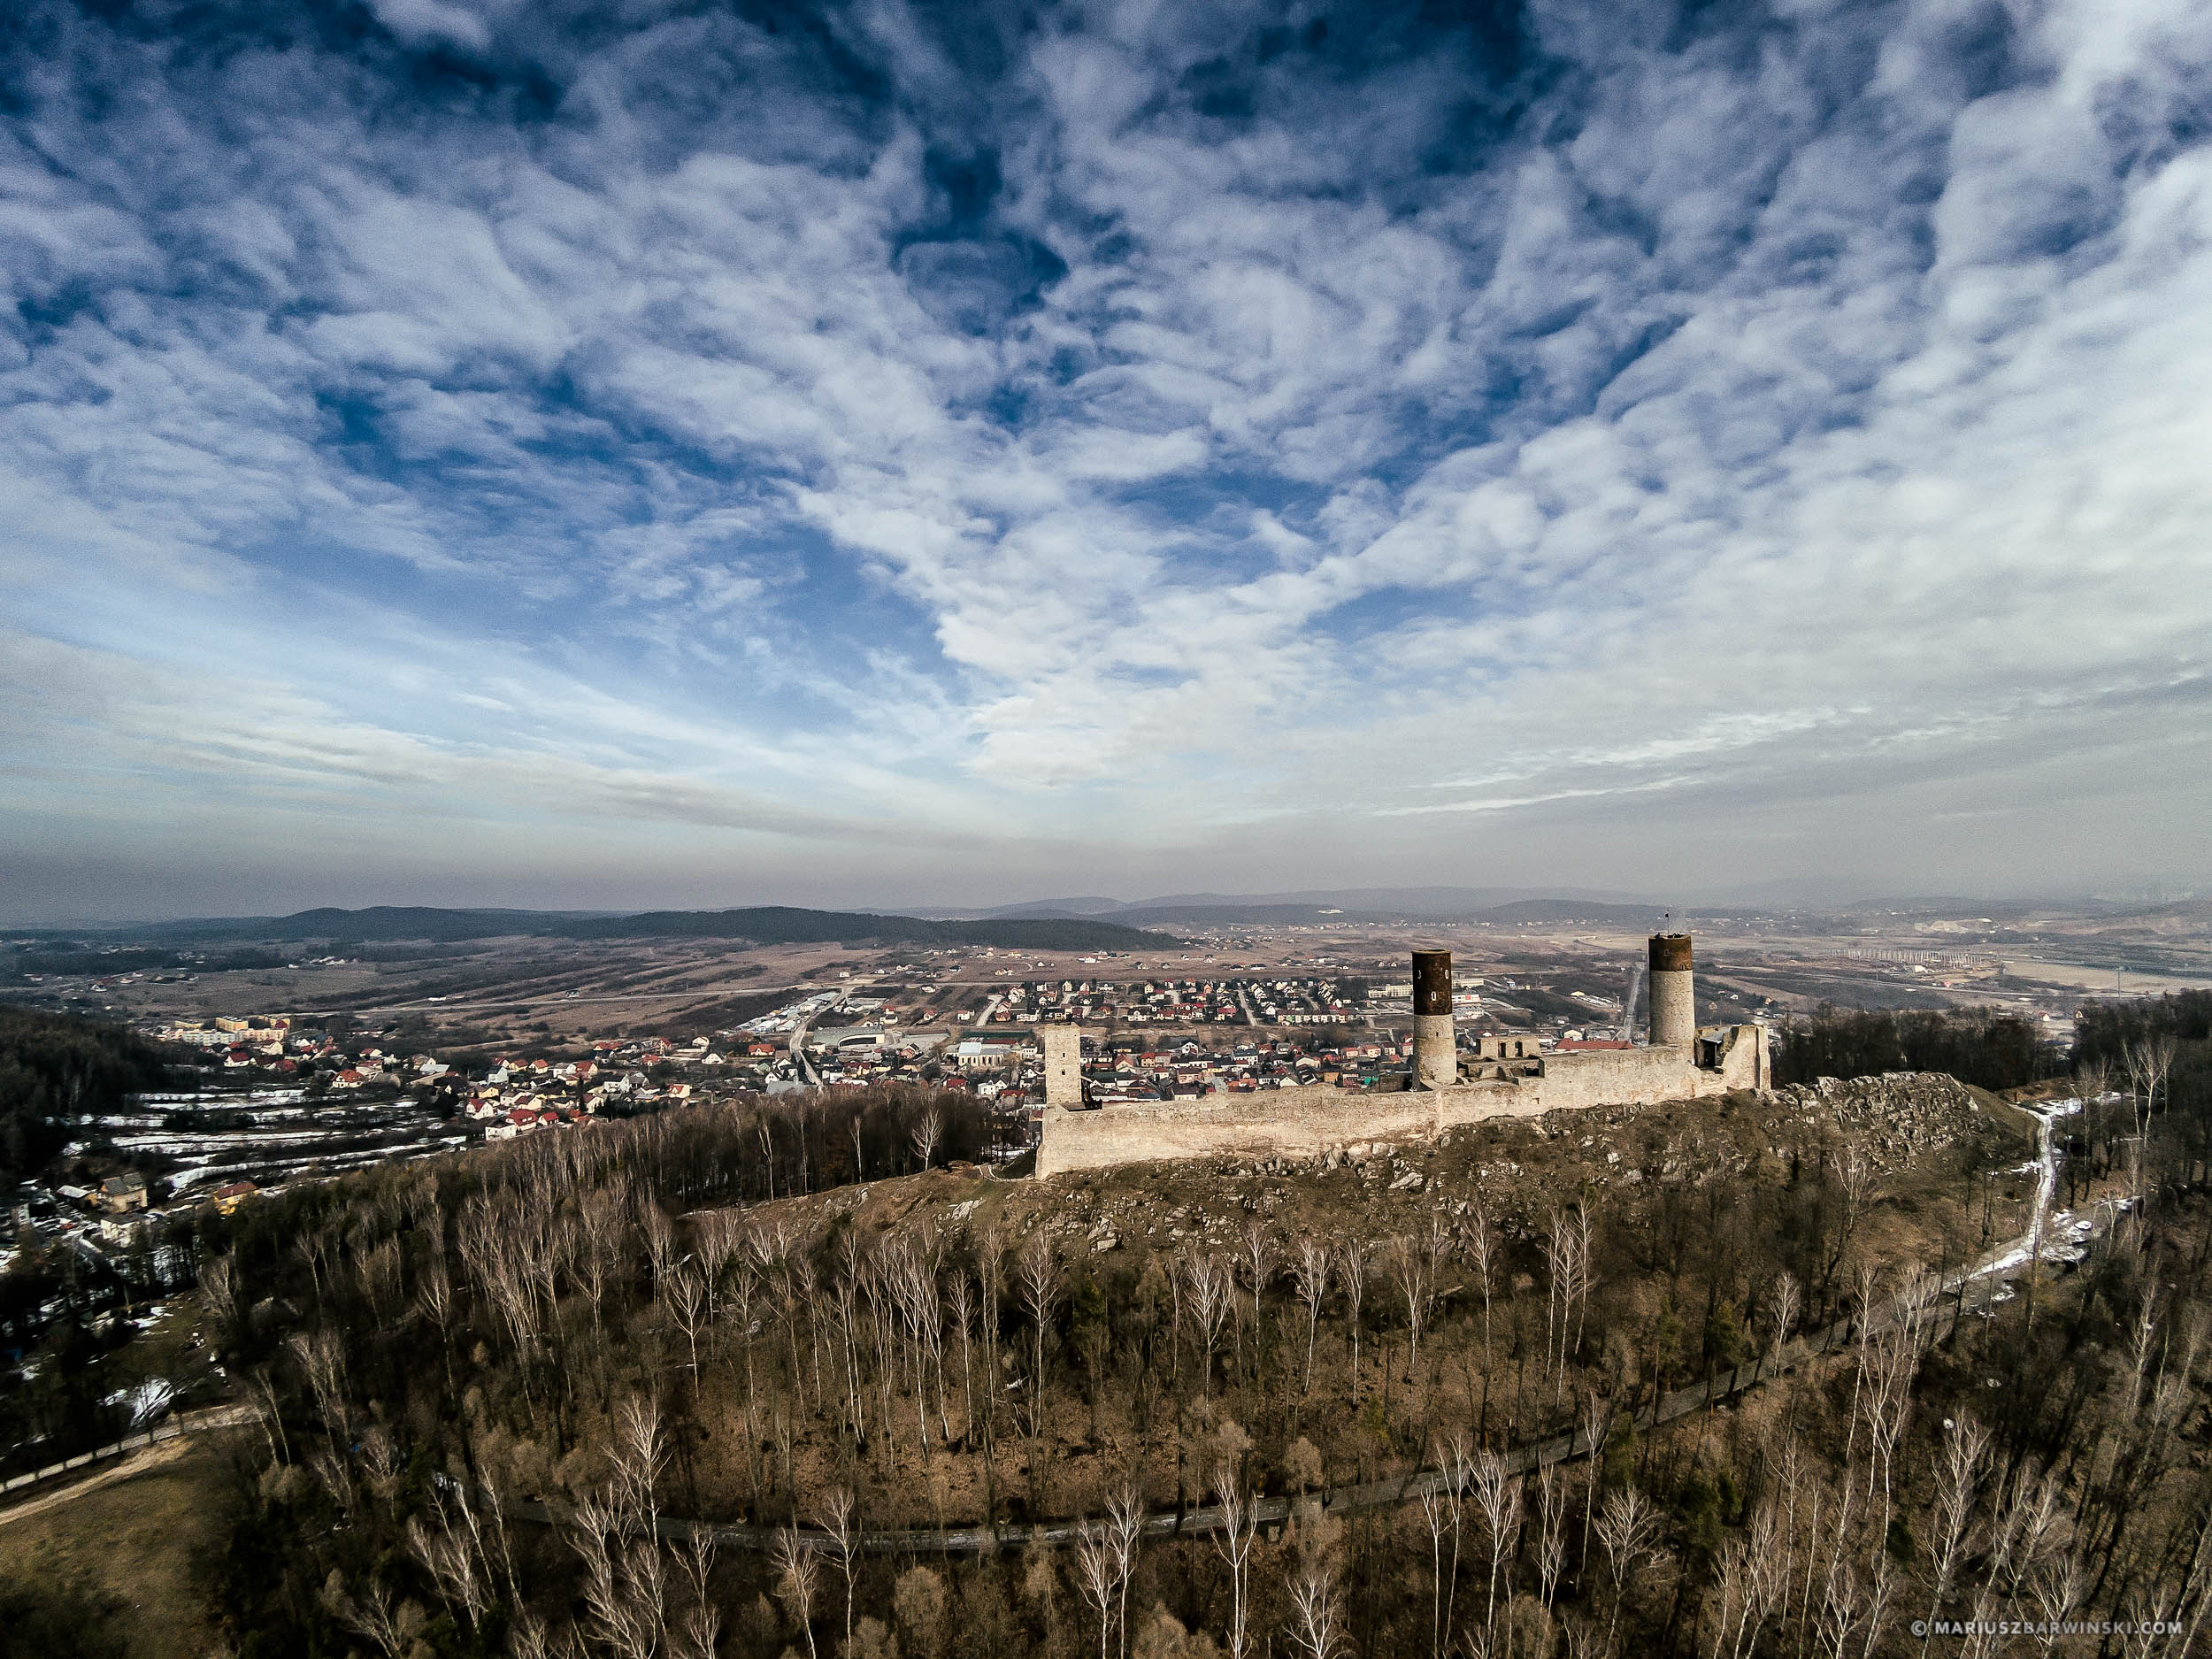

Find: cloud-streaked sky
[4,0,2209,923]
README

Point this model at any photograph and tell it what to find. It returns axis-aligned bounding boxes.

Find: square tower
[1041,1024,1084,1110]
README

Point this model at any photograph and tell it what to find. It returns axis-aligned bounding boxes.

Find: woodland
[0,1004,175,1180]
[2,1003,2209,1657]
[180,1003,2212,1659]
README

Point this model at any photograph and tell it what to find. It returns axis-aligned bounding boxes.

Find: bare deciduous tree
[1390,1230,1439,1386]
[1018,1232,1062,1436]
[772,1525,822,1659]
[1764,1271,1801,1380]
[1336,1240,1367,1400]
[1537,1467,1568,1612]
[319,1568,417,1658]
[1105,1477,1144,1659]
[1467,1447,1520,1649]
[1417,1471,1455,1659]
[288,1327,350,1452]
[1073,1517,1119,1659]
[1919,1416,1988,1659]
[1292,1238,1330,1400]
[2124,1034,2177,1139]
[1286,1500,1346,1659]
[822,1485,859,1643]
[570,1490,669,1659]
[1596,1486,1660,1651]
[1210,1464,1262,1659]
[910,1102,943,1172]
[1180,1246,1233,1399]
[612,1393,665,1535]
[664,1262,710,1389]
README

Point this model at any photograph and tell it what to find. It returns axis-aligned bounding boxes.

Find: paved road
[789,994,842,1087]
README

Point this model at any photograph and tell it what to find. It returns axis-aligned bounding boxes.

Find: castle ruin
[1033,932,1769,1177]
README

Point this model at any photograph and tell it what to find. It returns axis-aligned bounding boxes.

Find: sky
[3,0,2210,925]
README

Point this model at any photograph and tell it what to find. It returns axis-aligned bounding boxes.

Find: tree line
[0,1005,178,1180]
[2073,990,2212,1068]
[1770,1006,2053,1092]
[171,1059,2212,1658]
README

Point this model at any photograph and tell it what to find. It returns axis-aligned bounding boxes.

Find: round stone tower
[1648,933,1694,1048]
[1413,949,1457,1089]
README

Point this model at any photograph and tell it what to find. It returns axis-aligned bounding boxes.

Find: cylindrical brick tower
[1648,933,1694,1048]
[1413,949,1456,1089]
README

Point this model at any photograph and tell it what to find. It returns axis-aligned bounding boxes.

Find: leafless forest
[189,1005,2212,1659]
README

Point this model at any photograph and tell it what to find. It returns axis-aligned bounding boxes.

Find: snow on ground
[103,1377,175,1426]
[109,1128,372,1152]
[98,1087,452,1192]
[163,1140,453,1189]
[130,1088,306,1108]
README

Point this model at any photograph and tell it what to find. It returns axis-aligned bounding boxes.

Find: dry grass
[743,1072,2039,1271]
[0,1433,232,1658]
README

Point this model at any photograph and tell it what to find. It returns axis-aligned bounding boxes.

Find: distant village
[0,956,1664,1302]
[132,970,1637,1156]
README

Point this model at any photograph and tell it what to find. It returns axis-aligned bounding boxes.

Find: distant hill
[979,897,1128,919]
[1106,902,1388,927]
[550,907,1182,950]
[111,907,591,944]
[1477,899,1677,925]
[1255,885,1652,915]
[1103,895,1678,928]
[903,887,1663,925]
[36,904,1181,951]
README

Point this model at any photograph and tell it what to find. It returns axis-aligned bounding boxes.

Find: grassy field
[0,1435,230,1657]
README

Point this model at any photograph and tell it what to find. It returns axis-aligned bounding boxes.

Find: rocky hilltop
[757,1071,2036,1266]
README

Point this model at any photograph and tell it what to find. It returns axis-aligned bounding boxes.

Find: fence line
[0,1404,244,1501]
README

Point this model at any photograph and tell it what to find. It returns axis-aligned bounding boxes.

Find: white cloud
[3,0,2209,913]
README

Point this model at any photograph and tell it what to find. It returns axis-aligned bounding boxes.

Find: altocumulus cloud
[2,0,2209,918]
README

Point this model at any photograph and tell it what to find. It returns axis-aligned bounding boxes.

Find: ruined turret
[1648,933,1694,1048]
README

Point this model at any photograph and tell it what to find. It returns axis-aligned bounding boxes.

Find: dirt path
[0,1434,230,1659]
[0,1434,201,1526]
[526,1096,2088,1555]
[0,1403,251,1522]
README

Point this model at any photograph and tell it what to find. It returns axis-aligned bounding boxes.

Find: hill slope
[51,905,1183,951]
[550,906,1182,950]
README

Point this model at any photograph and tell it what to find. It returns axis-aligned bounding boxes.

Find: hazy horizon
[7,876,2200,933]
[5,0,2209,925]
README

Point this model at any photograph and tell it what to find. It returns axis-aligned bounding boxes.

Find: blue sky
[3,0,2209,922]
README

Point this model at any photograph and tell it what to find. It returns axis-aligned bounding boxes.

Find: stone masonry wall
[1034,1022,1768,1177]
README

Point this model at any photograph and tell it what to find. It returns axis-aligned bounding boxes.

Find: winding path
[522,1097,2093,1555]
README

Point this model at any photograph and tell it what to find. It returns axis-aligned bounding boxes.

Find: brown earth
[0,1433,232,1658]
[738,1071,2036,1267]
[623,1073,2039,1530]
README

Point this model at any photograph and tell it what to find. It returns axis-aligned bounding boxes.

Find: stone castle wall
[1035,1020,1769,1178]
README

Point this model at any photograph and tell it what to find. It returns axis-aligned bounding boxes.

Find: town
[4,959,1663,1276]
[8,887,2193,1335]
